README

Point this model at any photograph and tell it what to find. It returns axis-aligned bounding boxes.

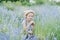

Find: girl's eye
[30,16,32,17]
[29,15,33,17]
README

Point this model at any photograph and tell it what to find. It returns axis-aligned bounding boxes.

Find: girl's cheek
[26,17,30,20]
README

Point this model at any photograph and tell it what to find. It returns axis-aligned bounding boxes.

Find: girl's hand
[29,21,34,25]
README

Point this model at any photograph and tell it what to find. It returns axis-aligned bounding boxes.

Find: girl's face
[26,13,34,21]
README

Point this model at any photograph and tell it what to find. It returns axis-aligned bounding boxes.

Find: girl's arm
[22,20,27,31]
[28,21,35,33]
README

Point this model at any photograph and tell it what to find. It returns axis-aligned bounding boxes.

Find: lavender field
[0,3,60,40]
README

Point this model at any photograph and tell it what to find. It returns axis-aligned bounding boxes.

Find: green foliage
[0,17,2,24]
[0,25,9,34]
[21,1,31,6]
[35,0,52,4]
[56,2,60,6]
[2,1,15,10]
[14,1,21,6]
[35,0,45,4]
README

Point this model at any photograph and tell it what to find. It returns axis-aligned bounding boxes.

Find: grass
[0,2,60,40]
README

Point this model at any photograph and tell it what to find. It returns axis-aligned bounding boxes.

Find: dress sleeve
[22,20,27,30]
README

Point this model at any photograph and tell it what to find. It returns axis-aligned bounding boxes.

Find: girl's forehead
[27,13,34,17]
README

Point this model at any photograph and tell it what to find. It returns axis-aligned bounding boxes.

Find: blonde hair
[24,10,35,17]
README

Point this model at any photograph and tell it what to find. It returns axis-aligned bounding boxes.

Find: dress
[22,19,33,35]
[22,19,38,40]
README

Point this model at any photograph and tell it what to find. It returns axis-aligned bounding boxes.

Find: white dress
[22,19,38,40]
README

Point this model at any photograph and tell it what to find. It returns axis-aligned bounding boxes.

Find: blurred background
[0,0,60,40]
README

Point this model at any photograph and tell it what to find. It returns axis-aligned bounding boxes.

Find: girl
[22,10,35,40]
